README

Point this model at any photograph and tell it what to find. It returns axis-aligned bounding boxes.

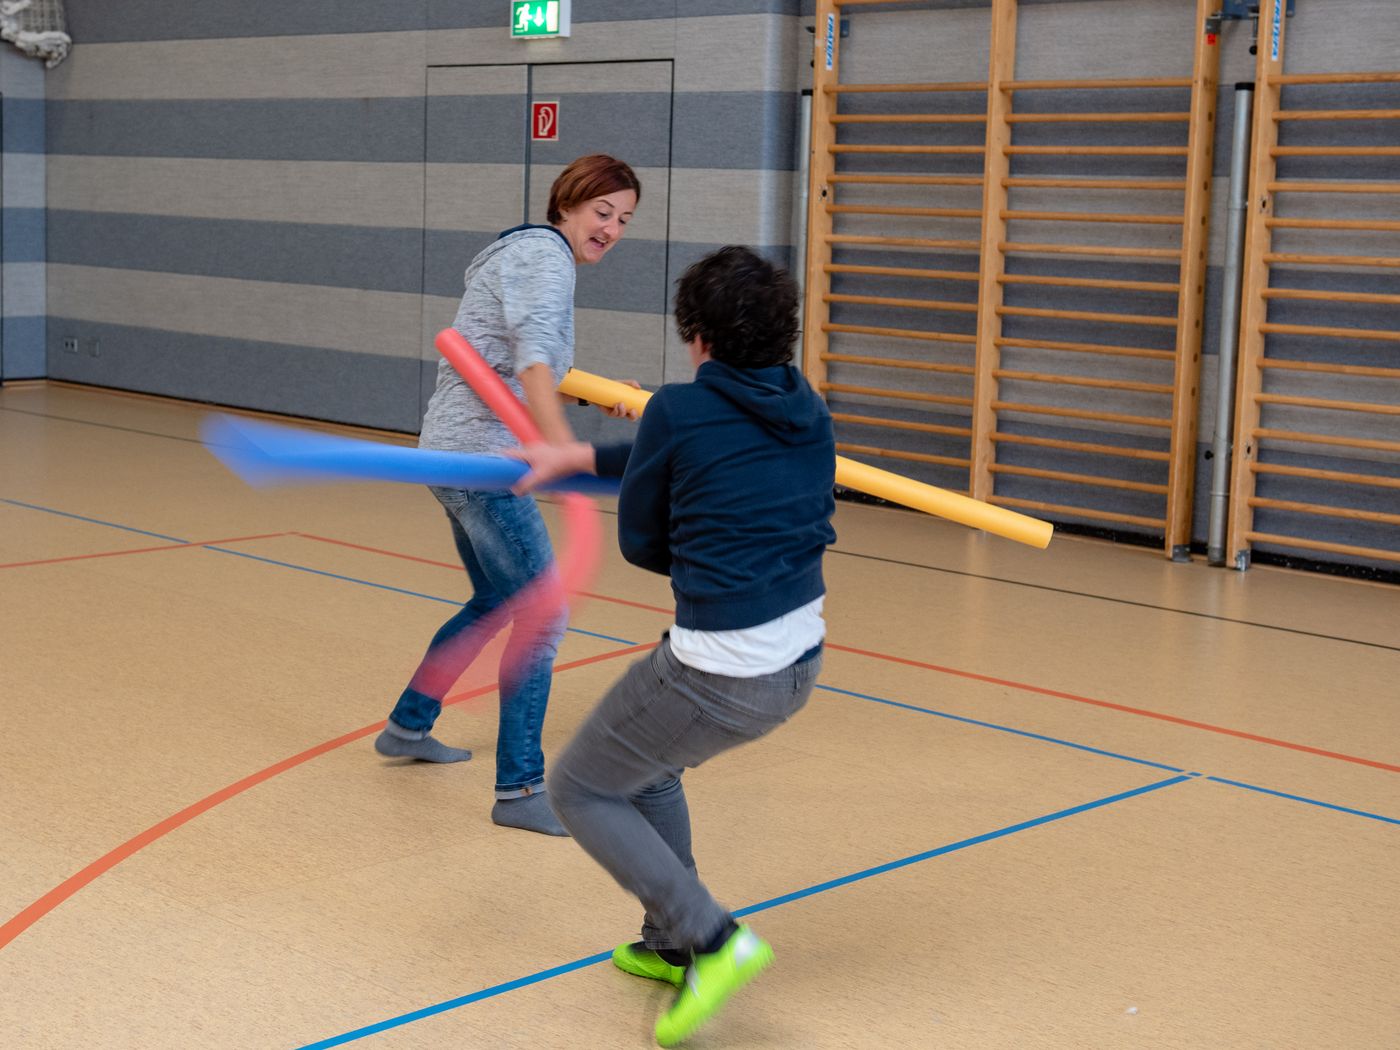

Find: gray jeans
[547,637,820,952]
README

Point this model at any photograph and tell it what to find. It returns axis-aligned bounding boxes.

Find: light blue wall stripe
[2,208,45,262]
[66,1,803,42]
[46,93,799,171]
[45,320,425,431]
[48,211,425,294]
[2,316,46,379]
[2,97,44,153]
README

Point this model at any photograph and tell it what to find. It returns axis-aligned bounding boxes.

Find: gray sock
[374,728,472,763]
[491,792,569,836]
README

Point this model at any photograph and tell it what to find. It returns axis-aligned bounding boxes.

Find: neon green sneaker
[654,925,773,1047]
[613,942,687,988]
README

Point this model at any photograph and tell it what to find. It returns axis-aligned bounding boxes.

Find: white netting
[1,0,70,68]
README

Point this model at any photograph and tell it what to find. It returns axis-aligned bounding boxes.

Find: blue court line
[0,497,187,543]
[2,498,637,647]
[10,500,1393,824]
[1206,776,1400,827]
[816,682,1188,775]
[200,546,639,646]
[294,774,1193,1049]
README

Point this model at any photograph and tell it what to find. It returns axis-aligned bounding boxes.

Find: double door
[422,61,673,425]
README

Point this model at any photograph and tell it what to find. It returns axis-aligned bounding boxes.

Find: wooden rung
[1242,531,1400,563]
[831,411,972,438]
[824,322,977,344]
[827,263,979,282]
[1254,427,1400,456]
[1261,357,1400,380]
[995,336,1175,361]
[1272,146,1400,157]
[1007,111,1189,123]
[1267,180,1400,194]
[828,204,982,219]
[1248,498,1400,528]
[1000,273,1180,294]
[997,304,1178,328]
[1003,177,1186,191]
[1266,217,1400,233]
[830,144,986,155]
[831,113,986,124]
[991,432,1171,462]
[1002,241,1182,260]
[993,369,1174,395]
[826,292,978,313]
[988,494,1166,530]
[1275,108,1400,121]
[1002,77,1192,91]
[835,442,970,469]
[1260,321,1400,343]
[823,352,975,376]
[1271,71,1400,85]
[1004,145,1189,157]
[827,82,987,94]
[828,234,981,251]
[1263,287,1400,307]
[989,463,1168,495]
[1002,208,1183,225]
[829,174,984,186]
[991,400,1173,429]
[1254,392,1400,416]
[822,381,973,408]
[1254,457,1400,485]
[1264,251,1400,269]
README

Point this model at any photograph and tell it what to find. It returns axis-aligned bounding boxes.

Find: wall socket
[85,338,101,358]
[62,337,79,354]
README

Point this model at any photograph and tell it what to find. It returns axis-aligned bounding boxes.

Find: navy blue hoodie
[610,359,837,631]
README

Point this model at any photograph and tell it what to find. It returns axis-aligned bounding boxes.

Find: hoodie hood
[694,359,827,444]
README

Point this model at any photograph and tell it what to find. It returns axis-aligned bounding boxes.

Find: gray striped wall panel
[48,211,425,294]
[46,92,798,170]
[0,49,46,380]
[31,0,1400,566]
[66,1,805,42]
[46,319,426,431]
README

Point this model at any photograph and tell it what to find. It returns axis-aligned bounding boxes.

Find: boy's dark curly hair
[673,246,800,369]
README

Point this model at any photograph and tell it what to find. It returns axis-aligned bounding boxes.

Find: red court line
[0,641,654,954]
[290,532,1397,775]
[824,642,1400,774]
[0,532,292,570]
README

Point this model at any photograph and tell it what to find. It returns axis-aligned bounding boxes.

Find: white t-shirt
[668,597,825,678]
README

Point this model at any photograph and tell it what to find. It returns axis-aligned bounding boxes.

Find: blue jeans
[547,637,820,951]
[388,487,566,796]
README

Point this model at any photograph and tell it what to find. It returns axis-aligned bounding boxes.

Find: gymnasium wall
[24,0,1400,563]
[40,1,808,433]
[1,45,46,379]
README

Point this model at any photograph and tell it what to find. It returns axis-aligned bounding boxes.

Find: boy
[517,245,836,1045]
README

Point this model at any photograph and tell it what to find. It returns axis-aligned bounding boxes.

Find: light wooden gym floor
[2,381,1397,1050]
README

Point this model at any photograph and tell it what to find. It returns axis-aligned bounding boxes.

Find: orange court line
[0,640,655,954]
[0,532,293,570]
[291,532,1399,775]
[823,641,1400,775]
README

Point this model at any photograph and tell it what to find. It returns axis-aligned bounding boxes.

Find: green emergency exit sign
[511,1,571,38]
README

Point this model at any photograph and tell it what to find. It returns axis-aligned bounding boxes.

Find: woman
[375,154,640,837]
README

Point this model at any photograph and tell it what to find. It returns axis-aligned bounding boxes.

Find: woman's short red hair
[548,154,641,224]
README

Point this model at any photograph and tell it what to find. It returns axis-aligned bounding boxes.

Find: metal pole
[793,89,813,300]
[1207,83,1254,566]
